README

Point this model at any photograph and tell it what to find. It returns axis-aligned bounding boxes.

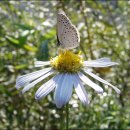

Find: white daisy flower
[16,50,120,108]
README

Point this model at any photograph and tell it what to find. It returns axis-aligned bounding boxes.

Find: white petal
[74,74,89,105]
[93,57,111,62]
[16,67,51,89]
[54,73,73,108]
[34,61,50,67]
[35,74,61,100]
[78,72,103,94]
[83,69,121,94]
[84,58,118,67]
[22,70,55,93]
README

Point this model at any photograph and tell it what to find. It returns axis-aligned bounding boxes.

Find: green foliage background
[0,1,130,129]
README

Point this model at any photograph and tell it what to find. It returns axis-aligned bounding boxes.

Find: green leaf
[5,35,20,47]
[18,30,30,46]
[37,39,50,60]
[14,23,33,30]
[14,64,28,70]
[23,44,37,52]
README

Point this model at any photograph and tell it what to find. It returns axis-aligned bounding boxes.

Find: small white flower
[16,50,120,108]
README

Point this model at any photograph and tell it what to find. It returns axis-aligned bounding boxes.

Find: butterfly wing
[61,25,80,49]
[57,10,80,49]
[57,10,72,43]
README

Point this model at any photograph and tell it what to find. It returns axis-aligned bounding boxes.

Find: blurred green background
[0,1,130,129]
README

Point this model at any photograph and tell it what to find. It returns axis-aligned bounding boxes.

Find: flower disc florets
[50,50,83,73]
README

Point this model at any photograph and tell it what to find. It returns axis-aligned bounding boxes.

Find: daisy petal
[84,58,118,67]
[83,69,120,94]
[54,73,73,108]
[16,67,52,89]
[78,72,103,94]
[35,74,61,100]
[74,74,89,105]
[22,70,55,93]
[93,57,111,62]
[34,61,50,67]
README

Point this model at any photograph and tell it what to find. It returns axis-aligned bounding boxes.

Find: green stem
[60,108,64,130]
[66,104,69,130]
[80,0,94,59]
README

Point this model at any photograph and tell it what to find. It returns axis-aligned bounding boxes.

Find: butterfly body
[57,10,80,49]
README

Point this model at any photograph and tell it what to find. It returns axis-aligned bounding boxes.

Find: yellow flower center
[50,50,83,73]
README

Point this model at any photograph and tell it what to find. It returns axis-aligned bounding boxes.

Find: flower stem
[60,108,64,130]
[66,104,69,130]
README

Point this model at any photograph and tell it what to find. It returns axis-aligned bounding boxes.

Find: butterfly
[57,10,80,49]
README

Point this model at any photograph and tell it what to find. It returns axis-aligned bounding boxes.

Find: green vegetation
[0,1,130,129]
